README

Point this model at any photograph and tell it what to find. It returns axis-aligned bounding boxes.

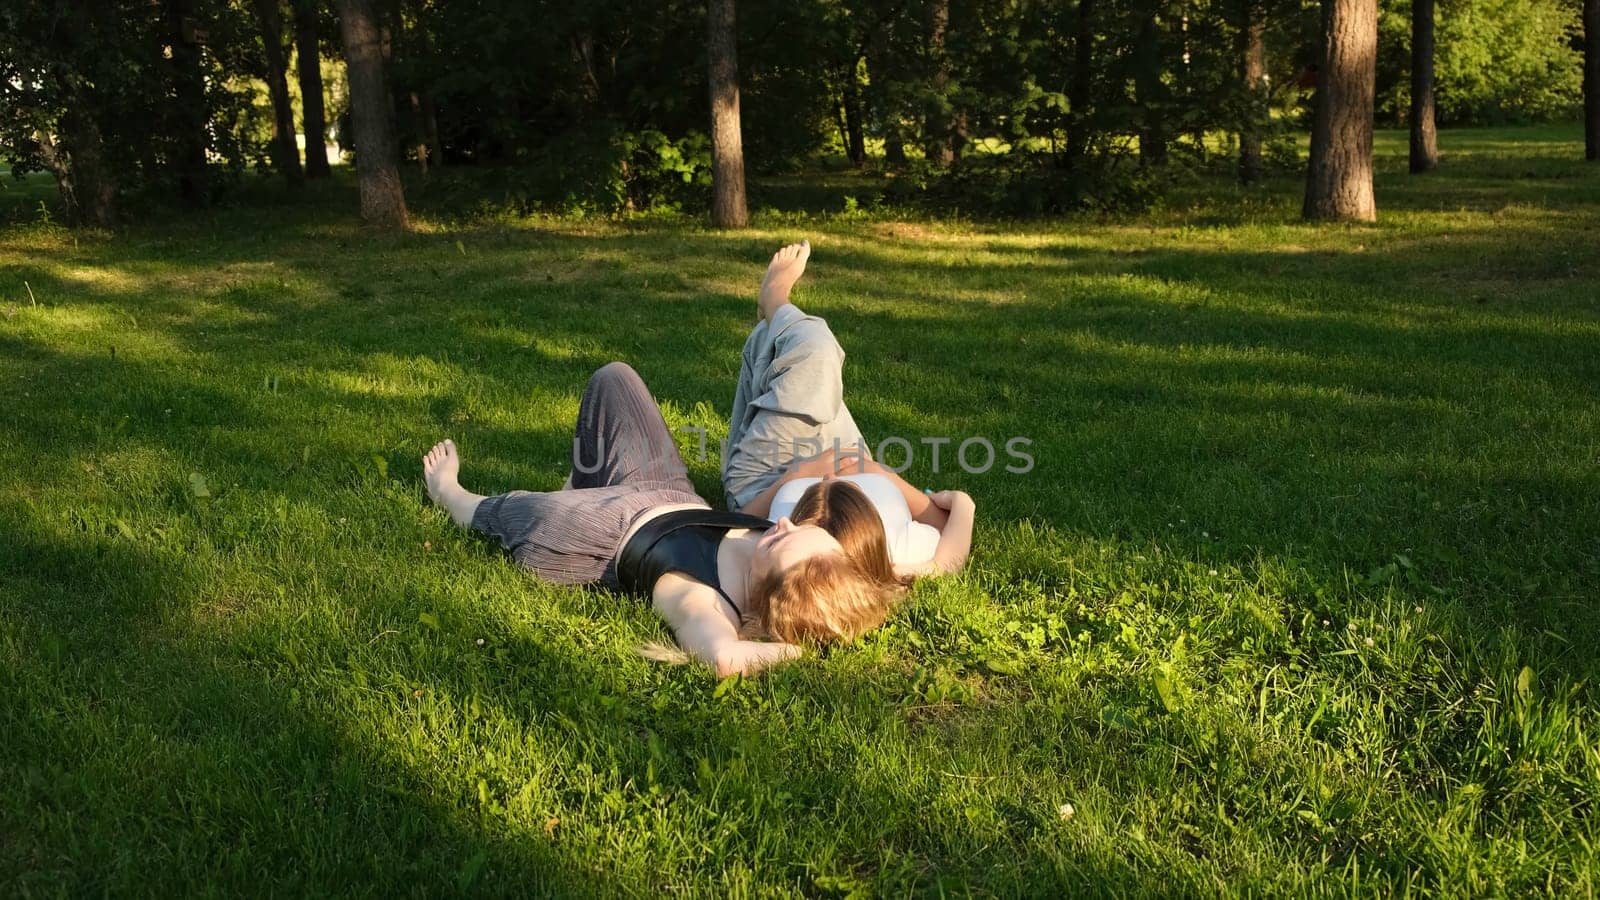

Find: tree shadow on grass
[0,502,627,896]
[1,478,1208,894]
[6,212,1599,677]
[6,204,1600,889]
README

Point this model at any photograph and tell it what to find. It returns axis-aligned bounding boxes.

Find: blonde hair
[790,479,913,591]
[742,553,898,643]
[739,479,912,644]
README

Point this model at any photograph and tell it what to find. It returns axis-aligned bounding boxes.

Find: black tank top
[615,509,773,616]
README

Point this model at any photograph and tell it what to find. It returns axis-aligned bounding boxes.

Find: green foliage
[738,0,847,170]
[6,0,1590,222]
[882,149,1170,215]
[458,126,712,215]
[0,0,259,210]
[1378,0,1584,125]
[408,0,705,161]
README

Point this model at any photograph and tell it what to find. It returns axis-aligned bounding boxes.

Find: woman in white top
[722,240,976,579]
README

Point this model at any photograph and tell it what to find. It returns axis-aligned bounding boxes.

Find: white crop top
[767,473,941,567]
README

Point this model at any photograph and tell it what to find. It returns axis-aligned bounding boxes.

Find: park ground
[2,126,1598,895]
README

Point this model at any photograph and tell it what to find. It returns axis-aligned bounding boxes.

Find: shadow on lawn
[0,503,630,895]
[5,209,1599,673]
[5,192,1600,889]
[2,488,1183,893]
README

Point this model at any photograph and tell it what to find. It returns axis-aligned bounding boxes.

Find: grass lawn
[2,125,1598,896]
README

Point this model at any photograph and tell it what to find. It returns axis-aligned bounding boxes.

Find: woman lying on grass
[422,362,908,676]
[723,239,977,578]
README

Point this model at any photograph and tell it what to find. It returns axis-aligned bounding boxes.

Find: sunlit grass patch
[2,126,1598,895]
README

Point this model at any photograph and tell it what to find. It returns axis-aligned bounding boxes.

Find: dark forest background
[1,0,1594,227]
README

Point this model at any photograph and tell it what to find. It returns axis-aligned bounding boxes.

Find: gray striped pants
[470,362,706,588]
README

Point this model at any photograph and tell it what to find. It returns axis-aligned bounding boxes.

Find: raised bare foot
[422,439,484,528]
[758,239,810,321]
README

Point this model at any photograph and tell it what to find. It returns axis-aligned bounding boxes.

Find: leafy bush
[612,129,713,211]
[446,127,712,215]
[879,148,1170,217]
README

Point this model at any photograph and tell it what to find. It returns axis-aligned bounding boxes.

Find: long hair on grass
[738,479,911,643]
[741,552,899,643]
[789,478,912,591]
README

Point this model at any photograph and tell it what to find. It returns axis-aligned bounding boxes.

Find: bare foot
[423,439,461,501]
[758,239,810,321]
[422,439,485,528]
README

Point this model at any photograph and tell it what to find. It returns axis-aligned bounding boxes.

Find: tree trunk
[1409,0,1438,172]
[251,0,304,188]
[1585,0,1598,160]
[707,0,748,228]
[1064,0,1096,167]
[337,0,408,228]
[1135,4,1167,166]
[924,0,955,166]
[32,129,74,213]
[165,0,209,202]
[842,66,866,167]
[294,0,331,178]
[54,106,117,227]
[1238,0,1266,184]
[1302,0,1377,222]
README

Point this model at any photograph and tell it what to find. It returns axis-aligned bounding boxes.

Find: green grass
[3,125,1598,896]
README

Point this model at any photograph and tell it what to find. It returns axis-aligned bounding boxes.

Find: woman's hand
[737,446,870,516]
[713,641,803,677]
[797,447,870,478]
[926,490,973,512]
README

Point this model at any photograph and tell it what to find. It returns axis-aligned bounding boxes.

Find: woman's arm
[861,461,949,530]
[714,639,805,676]
[651,578,802,676]
[894,490,975,578]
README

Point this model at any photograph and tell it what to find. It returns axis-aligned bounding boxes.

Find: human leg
[570,362,695,493]
[423,439,487,528]
[758,240,810,321]
[470,485,703,587]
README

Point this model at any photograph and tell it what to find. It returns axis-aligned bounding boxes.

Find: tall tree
[1409,0,1438,172]
[707,0,749,228]
[336,0,408,228]
[390,5,441,175]
[48,102,118,227]
[0,0,147,227]
[1134,1,1168,166]
[1302,0,1377,221]
[293,0,331,178]
[250,0,304,187]
[838,66,867,167]
[924,0,955,165]
[1064,0,1097,168]
[1237,0,1267,183]
[854,0,917,168]
[1586,0,1598,160]
[164,0,209,202]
